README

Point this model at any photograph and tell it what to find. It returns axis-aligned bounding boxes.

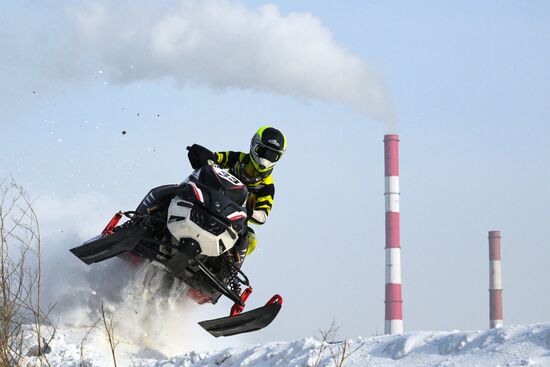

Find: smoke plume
[65,0,395,126]
[0,0,395,126]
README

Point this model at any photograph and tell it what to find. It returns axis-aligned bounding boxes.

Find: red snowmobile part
[187,288,212,305]
[121,252,145,265]
[266,294,283,306]
[101,211,123,236]
[230,287,253,316]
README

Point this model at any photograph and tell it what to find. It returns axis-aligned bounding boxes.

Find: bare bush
[311,321,364,367]
[101,302,119,367]
[79,317,101,367]
[0,181,54,366]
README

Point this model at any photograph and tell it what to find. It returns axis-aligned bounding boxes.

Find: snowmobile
[70,163,282,337]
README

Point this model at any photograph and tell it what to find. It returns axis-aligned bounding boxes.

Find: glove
[187,144,216,169]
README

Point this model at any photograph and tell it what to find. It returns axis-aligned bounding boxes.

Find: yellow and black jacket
[214,151,275,226]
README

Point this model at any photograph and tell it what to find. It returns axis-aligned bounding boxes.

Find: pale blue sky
[1,0,549,345]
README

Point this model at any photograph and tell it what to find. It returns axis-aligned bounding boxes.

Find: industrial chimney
[384,134,403,334]
[489,231,503,328]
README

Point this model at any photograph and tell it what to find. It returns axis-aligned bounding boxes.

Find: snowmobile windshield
[195,166,248,207]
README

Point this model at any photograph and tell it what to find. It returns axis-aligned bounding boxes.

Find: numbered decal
[214,166,243,186]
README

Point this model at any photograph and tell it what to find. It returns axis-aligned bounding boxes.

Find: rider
[186,126,287,270]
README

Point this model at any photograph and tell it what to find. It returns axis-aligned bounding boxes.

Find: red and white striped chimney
[489,231,503,328]
[384,134,403,335]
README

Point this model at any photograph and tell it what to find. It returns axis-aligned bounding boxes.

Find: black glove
[187,144,216,169]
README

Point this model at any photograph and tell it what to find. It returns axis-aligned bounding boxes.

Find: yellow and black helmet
[250,126,287,172]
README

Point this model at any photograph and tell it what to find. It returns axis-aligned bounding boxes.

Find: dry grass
[311,321,364,367]
[101,302,119,367]
[79,317,101,367]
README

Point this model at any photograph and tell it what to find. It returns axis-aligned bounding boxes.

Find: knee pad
[246,231,258,256]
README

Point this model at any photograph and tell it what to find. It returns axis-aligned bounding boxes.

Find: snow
[20,323,550,366]
[26,238,550,367]
[23,258,550,366]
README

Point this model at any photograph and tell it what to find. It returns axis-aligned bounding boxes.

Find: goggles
[254,144,283,163]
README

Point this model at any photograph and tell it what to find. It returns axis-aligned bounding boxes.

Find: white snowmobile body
[166,166,247,257]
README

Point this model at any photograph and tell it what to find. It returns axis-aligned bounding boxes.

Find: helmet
[249,126,286,172]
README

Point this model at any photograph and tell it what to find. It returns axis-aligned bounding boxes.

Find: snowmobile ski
[70,222,145,265]
[198,295,283,337]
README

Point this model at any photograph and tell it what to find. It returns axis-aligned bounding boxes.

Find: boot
[229,236,249,295]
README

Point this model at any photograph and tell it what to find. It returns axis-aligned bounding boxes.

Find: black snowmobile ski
[198,296,283,337]
[70,222,145,265]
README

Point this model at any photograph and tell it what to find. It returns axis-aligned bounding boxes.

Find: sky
[1,0,550,348]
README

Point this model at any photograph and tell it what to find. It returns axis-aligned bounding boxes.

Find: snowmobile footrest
[198,301,282,337]
[70,224,145,265]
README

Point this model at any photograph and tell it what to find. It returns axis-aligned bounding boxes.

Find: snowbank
[23,323,550,366]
